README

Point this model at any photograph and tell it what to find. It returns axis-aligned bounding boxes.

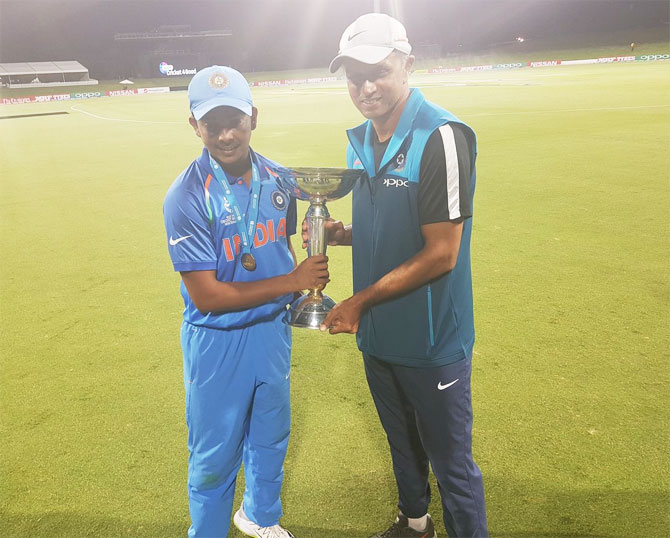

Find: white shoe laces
[257,525,293,538]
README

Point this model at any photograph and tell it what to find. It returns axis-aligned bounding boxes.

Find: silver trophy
[276,167,363,329]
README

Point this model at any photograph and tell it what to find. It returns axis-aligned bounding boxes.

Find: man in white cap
[164,65,330,537]
[315,13,489,538]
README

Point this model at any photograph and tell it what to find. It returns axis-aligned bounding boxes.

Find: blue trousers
[363,354,488,538]
[181,312,291,538]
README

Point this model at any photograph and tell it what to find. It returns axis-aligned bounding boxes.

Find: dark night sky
[0,0,668,78]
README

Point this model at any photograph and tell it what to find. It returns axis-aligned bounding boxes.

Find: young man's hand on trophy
[287,254,330,293]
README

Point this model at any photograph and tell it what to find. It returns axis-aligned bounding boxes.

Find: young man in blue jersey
[312,13,489,538]
[164,65,329,538]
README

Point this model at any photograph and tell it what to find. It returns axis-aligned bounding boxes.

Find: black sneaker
[370,514,437,538]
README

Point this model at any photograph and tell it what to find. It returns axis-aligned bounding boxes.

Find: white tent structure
[0,61,98,88]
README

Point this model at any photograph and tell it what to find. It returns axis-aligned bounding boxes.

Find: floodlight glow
[516,36,525,42]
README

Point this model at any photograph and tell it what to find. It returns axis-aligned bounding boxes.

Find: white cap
[329,13,412,73]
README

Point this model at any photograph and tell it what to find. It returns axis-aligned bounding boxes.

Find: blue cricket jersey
[163,147,297,330]
[346,89,478,367]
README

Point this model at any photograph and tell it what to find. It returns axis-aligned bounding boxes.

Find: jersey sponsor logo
[383,177,409,188]
[437,379,459,390]
[169,234,193,246]
[271,190,288,210]
[222,217,287,262]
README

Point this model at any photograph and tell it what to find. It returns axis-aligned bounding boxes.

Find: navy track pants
[363,353,488,538]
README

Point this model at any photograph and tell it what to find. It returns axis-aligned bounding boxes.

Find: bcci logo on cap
[209,72,229,89]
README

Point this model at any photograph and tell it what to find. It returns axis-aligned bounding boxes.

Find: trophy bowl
[275,167,364,329]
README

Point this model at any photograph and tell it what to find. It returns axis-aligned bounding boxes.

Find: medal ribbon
[208,153,261,261]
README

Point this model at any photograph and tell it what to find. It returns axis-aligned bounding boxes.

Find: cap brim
[191,97,252,120]
[329,45,395,73]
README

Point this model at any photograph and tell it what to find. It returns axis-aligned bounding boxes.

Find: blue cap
[188,65,253,120]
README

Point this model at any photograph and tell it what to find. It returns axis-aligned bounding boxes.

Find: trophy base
[285,293,336,329]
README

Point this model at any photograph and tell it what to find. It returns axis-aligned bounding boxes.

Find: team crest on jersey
[209,72,229,89]
[392,153,406,171]
[271,190,288,210]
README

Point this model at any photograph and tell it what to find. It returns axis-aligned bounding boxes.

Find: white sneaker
[233,506,295,538]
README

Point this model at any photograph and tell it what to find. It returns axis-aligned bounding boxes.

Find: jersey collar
[197,147,264,184]
[374,88,424,173]
[347,88,426,177]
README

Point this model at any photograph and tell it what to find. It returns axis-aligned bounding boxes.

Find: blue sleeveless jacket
[346,89,477,367]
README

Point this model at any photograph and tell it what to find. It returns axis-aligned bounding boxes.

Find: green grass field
[1,60,669,537]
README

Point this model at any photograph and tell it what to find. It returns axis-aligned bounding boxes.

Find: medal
[209,152,262,272]
[241,252,257,271]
